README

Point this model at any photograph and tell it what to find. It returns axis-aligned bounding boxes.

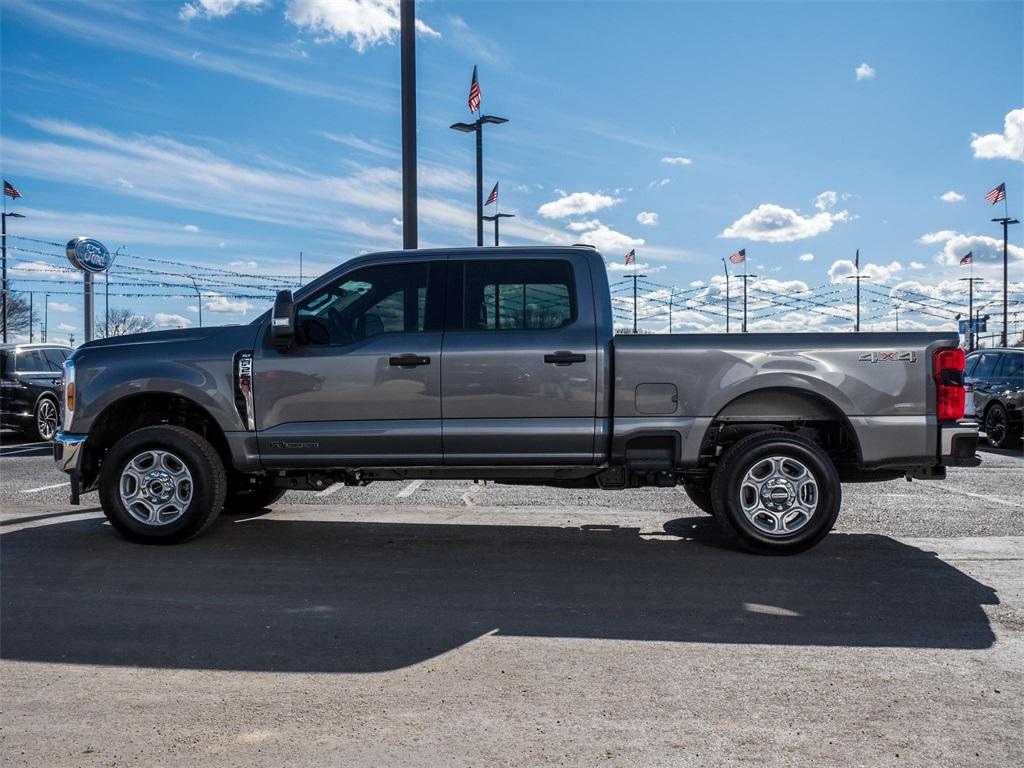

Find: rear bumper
[53,431,88,504]
[939,422,981,467]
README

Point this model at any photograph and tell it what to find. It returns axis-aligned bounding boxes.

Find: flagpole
[991,183,1019,346]
[742,255,748,333]
[722,258,730,334]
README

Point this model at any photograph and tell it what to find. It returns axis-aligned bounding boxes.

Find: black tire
[681,482,715,515]
[98,425,227,544]
[222,480,286,515]
[710,432,841,555]
[984,402,1020,449]
[25,396,59,442]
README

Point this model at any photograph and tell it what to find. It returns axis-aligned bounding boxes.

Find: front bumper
[939,422,981,467]
[53,431,88,504]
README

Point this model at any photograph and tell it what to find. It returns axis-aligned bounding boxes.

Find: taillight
[933,347,966,422]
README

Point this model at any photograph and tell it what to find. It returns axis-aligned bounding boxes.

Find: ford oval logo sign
[66,237,115,273]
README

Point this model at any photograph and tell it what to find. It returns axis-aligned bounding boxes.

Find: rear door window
[42,349,66,371]
[459,259,576,331]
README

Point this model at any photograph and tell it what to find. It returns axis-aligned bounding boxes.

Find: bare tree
[0,292,39,338]
[99,307,155,338]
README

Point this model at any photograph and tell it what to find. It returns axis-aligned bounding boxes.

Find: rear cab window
[997,352,1023,381]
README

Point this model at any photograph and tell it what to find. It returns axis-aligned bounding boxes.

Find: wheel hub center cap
[141,471,174,504]
[760,478,796,512]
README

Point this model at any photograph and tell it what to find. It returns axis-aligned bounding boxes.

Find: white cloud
[720,203,850,242]
[928,231,1024,267]
[230,260,258,269]
[569,221,644,255]
[154,313,193,328]
[660,156,692,166]
[855,62,876,80]
[970,108,1024,162]
[690,280,705,288]
[939,190,965,203]
[179,0,267,22]
[813,190,837,211]
[798,253,815,262]
[115,177,134,189]
[566,218,603,232]
[636,211,659,226]
[204,294,253,314]
[606,261,664,273]
[285,0,439,53]
[537,191,621,219]
[57,322,75,332]
[318,131,398,159]
[829,258,903,283]
[48,301,76,312]
[11,260,77,279]
[648,178,671,189]
[186,305,200,314]
[910,261,926,270]
[917,229,959,245]
[183,223,200,232]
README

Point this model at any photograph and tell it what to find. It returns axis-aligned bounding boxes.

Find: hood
[78,323,256,351]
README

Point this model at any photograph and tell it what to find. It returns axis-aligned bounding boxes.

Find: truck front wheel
[710,432,840,555]
[98,425,227,544]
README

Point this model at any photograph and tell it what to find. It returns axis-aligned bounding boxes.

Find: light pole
[190,276,203,328]
[2,211,26,342]
[400,0,417,249]
[44,292,50,342]
[991,216,1019,346]
[721,259,731,333]
[959,277,984,351]
[450,115,508,246]
[481,212,515,245]
[845,272,871,331]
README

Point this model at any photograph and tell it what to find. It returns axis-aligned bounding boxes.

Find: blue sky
[1,0,1022,340]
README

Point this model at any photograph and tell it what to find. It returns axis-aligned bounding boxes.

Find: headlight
[62,357,76,431]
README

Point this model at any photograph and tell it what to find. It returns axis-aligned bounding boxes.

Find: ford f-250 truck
[53,246,980,554]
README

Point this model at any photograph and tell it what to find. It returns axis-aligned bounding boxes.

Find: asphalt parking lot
[2,432,1022,767]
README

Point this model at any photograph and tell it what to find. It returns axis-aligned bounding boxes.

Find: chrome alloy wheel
[36,399,58,441]
[738,456,819,536]
[119,450,194,526]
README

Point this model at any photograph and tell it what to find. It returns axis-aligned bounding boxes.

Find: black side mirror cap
[271,289,295,346]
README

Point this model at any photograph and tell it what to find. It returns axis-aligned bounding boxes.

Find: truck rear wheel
[710,432,840,555]
[98,425,227,544]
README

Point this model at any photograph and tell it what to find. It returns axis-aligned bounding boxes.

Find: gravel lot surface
[1,430,1022,767]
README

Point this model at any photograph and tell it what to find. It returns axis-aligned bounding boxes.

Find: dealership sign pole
[66,237,115,343]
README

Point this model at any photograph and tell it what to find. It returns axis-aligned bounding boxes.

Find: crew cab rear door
[254,259,446,466]
[440,254,599,464]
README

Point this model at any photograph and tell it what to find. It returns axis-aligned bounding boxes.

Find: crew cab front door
[254,259,445,466]
[440,255,599,464]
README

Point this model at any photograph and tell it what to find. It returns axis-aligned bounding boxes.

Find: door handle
[389,354,431,367]
[544,351,587,366]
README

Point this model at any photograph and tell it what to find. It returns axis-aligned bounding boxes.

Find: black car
[0,343,72,442]
[965,347,1024,449]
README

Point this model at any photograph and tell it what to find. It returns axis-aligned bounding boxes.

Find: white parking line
[0,445,51,456]
[923,482,1024,509]
[21,482,70,494]
[396,479,424,498]
[315,482,343,497]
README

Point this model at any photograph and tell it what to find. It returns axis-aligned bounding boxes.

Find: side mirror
[271,290,295,346]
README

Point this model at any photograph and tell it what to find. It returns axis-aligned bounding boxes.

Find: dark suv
[0,344,72,442]
[965,348,1024,449]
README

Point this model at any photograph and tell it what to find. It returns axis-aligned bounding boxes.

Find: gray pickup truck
[54,245,979,554]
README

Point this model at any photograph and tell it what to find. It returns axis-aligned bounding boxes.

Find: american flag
[854,248,859,269]
[729,248,746,264]
[468,65,481,113]
[624,249,635,265]
[960,251,973,266]
[3,179,21,199]
[486,181,498,206]
[983,181,1007,202]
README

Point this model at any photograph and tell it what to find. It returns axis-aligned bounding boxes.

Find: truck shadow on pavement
[0,513,998,672]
